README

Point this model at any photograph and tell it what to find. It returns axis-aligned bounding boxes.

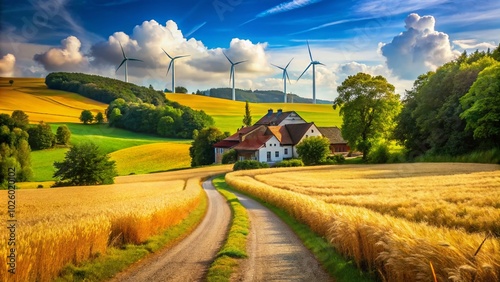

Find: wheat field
[0,77,107,123]
[226,163,500,282]
[0,165,231,282]
[110,142,191,175]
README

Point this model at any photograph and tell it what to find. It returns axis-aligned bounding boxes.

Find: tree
[157,116,175,137]
[243,101,252,127]
[9,80,14,86]
[53,142,117,186]
[56,125,71,145]
[11,110,29,130]
[460,62,500,145]
[80,110,94,124]
[334,73,401,160]
[27,122,55,150]
[175,86,188,94]
[95,112,105,124]
[190,127,229,167]
[296,136,331,165]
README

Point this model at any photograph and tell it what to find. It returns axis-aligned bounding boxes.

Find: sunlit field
[0,78,107,123]
[0,165,232,281]
[110,142,191,175]
[166,93,342,133]
[226,163,500,282]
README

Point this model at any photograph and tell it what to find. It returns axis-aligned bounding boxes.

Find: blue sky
[1,0,499,101]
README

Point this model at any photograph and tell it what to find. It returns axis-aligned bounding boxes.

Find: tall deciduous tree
[460,62,500,145]
[11,110,29,130]
[53,142,117,186]
[334,73,401,160]
[94,112,105,124]
[243,101,252,127]
[189,127,229,167]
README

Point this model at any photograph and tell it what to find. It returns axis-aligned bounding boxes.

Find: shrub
[80,110,94,124]
[37,184,43,188]
[368,143,390,164]
[274,159,304,167]
[56,125,71,145]
[296,136,331,165]
[233,160,269,171]
[222,149,237,164]
[326,154,346,164]
[27,122,55,150]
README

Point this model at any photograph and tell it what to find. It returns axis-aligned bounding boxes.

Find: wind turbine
[271,58,293,103]
[162,48,190,93]
[297,41,325,104]
[116,41,142,83]
[223,52,247,101]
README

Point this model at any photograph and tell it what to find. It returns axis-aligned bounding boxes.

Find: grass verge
[222,177,376,282]
[55,191,208,281]
[207,176,250,282]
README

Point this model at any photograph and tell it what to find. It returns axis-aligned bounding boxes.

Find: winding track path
[112,170,332,281]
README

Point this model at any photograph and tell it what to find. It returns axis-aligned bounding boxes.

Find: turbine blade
[128,58,143,62]
[307,40,313,62]
[174,55,190,59]
[162,48,173,59]
[297,63,312,81]
[119,41,126,59]
[167,60,174,75]
[116,59,126,72]
[223,51,233,65]
[271,63,285,71]
[229,65,234,84]
[285,57,294,69]
[234,60,247,65]
[285,70,292,84]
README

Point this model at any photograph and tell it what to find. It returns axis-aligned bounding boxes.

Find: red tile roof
[318,127,348,144]
[255,111,295,125]
[266,126,293,145]
[233,135,273,151]
[213,140,239,148]
[225,125,262,141]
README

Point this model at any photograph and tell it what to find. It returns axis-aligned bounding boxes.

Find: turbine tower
[116,41,142,83]
[271,58,293,103]
[297,41,324,104]
[162,48,189,93]
[223,52,247,101]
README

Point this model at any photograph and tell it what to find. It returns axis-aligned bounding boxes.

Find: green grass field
[27,123,192,182]
[167,94,342,133]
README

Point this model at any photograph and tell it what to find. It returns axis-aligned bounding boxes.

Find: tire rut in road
[232,191,333,282]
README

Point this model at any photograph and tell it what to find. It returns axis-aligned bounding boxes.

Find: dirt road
[111,178,231,282]
[232,190,333,282]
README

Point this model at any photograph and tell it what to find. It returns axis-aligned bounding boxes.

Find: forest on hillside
[45,72,214,139]
[199,88,332,104]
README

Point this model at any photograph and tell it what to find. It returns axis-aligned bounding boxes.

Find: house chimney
[268,109,273,115]
[238,133,243,142]
[277,109,282,114]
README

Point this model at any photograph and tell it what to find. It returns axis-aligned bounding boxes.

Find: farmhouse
[214,109,350,164]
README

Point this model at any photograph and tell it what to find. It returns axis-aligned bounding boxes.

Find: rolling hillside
[166,93,342,133]
[0,77,107,123]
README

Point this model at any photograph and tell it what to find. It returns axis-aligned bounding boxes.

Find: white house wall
[258,136,284,163]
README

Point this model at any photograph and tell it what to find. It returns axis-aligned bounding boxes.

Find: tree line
[332,45,500,163]
[45,72,166,105]
[394,47,500,159]
[106,98,214,139]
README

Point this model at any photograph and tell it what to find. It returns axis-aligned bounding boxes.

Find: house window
[275,151,279,158]
[284,148,288,155]
[267,151,271,162]
[311,129,314,133]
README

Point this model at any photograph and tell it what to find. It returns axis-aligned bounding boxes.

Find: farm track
[111,178,231,282]
[231,190,333,282]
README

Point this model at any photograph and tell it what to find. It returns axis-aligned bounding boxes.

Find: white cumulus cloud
[0,53,16,77]
[380,13,460,79]
[33,36,87,71]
